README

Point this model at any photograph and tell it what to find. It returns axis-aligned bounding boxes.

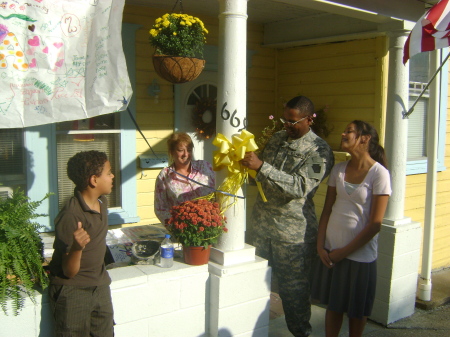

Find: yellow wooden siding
[273,38,386,213]
[276,37,386,151]
[124,5,276,226]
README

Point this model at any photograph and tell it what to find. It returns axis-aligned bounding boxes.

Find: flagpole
[404,51,450,118]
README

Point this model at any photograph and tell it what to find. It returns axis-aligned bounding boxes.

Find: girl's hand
[318,248,334,268]
[328,248,344,265]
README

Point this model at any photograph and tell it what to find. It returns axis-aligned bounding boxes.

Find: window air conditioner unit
[0,186,13,200]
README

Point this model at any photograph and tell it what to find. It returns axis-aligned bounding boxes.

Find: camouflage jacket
[251,129,334,243]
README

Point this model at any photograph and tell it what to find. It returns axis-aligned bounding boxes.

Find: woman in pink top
[312,120,391,337]
[154,132,215,224]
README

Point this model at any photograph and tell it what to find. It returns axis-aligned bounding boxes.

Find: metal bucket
[131,240,160,265]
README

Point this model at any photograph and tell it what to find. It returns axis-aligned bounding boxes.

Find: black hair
[67,151,108,191]
[285,96,315,116]
[351,120,388,168]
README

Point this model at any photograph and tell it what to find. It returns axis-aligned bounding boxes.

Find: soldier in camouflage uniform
[241,96,334,337]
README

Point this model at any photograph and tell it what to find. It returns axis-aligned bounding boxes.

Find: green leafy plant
[165,199,228,248]
[149,13,208,58]
[0,189,50,316]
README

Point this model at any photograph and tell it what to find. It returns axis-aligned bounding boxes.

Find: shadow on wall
[38,289,54,337]
[218,328,233,337]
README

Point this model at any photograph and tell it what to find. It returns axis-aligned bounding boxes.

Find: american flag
[403,0,450,64]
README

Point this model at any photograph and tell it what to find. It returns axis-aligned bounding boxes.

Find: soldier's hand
[241,152,263,171]
[71,222,90,251]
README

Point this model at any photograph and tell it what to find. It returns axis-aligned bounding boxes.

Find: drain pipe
[418,50,440,301]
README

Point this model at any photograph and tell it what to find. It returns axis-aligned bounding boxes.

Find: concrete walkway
[269,268,450,337]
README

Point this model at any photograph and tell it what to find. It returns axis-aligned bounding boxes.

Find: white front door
[175,71,217,165]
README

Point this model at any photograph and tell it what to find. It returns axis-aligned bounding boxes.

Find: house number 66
[220,102,248,131]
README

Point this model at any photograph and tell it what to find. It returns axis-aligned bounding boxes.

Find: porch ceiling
[126,0,432,47]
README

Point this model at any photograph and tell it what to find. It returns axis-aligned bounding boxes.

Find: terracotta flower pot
[152,55,205,84]
[183,245,211,265]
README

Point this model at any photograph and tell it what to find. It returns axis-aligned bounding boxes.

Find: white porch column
[214,0,248,253]
[371,29,422,325]
[208,1,271,336]
[211,0,255,264]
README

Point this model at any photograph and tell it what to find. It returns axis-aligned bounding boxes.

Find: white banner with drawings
[0,0,132,128]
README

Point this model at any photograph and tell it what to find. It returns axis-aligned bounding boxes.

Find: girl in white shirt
[312,120,391,337]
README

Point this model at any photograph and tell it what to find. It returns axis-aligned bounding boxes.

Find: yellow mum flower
[149,12,208,57]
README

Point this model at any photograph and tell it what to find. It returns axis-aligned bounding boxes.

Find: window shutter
[56,133,120,210]
[407,96,428,161]
[0,129,24,176]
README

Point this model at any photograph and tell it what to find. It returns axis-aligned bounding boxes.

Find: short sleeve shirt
[325,161,392,262]
[49,190,111,286]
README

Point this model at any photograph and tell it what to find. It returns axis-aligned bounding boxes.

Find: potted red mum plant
[165,199,227,265]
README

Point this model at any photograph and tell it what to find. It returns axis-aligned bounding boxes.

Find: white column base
[208,256,271,337]
[210,243,256,266]
[371,220,422,325]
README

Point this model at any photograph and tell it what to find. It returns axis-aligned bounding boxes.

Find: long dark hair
[352,120,387,168]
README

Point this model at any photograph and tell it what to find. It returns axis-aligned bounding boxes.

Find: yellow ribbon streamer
[248,169,268,203]
[212,130,267,207]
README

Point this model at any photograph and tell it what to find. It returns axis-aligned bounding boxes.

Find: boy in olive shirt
[49,151,115,336]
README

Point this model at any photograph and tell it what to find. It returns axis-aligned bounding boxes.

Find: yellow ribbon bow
[212,130,267,205]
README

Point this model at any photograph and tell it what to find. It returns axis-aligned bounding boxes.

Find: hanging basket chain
[171,0,184,13]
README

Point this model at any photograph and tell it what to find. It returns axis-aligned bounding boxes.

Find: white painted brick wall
[0,261,210,337]
[210,267,271,308]
[0,258,271,337]
[371,221,422,325]
[209,257,271,337]
[211,298,271,336]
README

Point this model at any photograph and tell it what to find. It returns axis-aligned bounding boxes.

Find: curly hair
[67,151,108,191]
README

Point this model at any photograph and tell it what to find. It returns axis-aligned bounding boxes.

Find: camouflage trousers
[253,234,316,337]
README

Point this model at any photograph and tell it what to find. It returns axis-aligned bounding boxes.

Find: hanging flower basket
[149,12,208,83]
[152,55,205,84]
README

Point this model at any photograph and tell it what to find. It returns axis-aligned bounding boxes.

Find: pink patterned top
[154,160,216,224]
